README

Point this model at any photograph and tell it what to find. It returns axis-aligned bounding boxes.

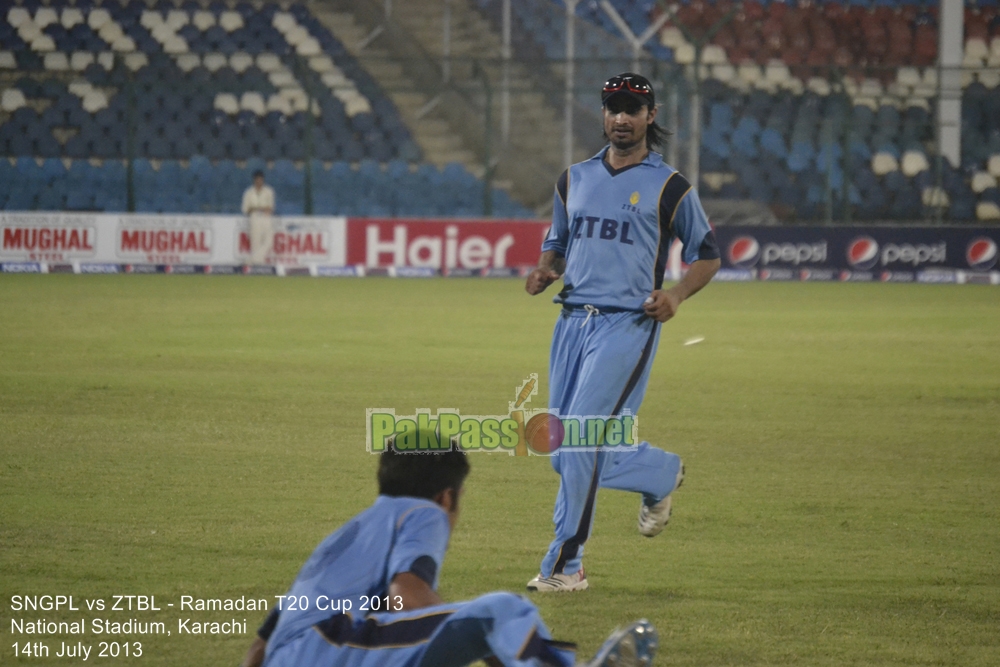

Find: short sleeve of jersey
[541,170,570,256]
[671,185,718,265]
[387,505,450,590]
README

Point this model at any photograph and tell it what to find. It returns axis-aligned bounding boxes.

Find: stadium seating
[0,1,420,163]
[0,1,536,217]
[0,154,532,217]
[474,0,1000,220]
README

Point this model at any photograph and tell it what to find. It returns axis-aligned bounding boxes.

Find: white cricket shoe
[637,462,684,537]
[526,568,588,592]
[578,619,658,667]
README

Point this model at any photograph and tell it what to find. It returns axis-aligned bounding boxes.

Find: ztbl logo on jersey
[727,236,760,268]
[966,237,998,270]
[847,236,879,270]
[629,192,640,205]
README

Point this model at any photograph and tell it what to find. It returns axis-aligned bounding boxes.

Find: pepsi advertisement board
[714,226,999,283]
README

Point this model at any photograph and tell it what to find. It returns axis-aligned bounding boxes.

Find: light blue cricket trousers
[541,307,683,578]
[264,592,575,667]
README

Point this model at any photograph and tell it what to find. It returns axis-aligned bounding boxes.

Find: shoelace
[581,304,600,328]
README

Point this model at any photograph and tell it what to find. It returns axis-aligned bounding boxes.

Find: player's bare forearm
[670,257,720,301]
[240,637,267,667]
[389,572,445,610]
[525,250,565,295]
[643,258,720,322]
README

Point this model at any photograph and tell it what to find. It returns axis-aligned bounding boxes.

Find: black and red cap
[601,72,655,108]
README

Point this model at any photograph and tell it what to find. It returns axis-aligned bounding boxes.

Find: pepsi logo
[728,236,760,268]
[847,236,879,270]
[966,237,998,270]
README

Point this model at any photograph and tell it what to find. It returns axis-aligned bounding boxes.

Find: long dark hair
[646,120,670,150]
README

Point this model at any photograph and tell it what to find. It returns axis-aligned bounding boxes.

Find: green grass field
[2,275,998,666]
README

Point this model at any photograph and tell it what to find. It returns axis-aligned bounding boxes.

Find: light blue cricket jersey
[265,496,451,657]
[542,147,719,311]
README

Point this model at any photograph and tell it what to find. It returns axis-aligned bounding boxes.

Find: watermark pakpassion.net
[366,375,639,456]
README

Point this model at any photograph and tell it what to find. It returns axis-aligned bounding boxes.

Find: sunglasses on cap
[602,75,653,96]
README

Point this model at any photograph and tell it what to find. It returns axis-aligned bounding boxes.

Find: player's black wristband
[257,608,280,640]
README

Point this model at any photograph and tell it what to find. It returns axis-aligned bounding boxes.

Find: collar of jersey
[591,145,663,177]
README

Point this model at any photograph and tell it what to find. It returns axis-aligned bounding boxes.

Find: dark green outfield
[1,276,998,665]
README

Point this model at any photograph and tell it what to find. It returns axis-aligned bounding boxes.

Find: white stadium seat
[34,7,60,29]
[711,63,736,84]
[702,45,726,65]
[296,38,322,57]
[976,202,1000,220]
[921,187,949,208]
[97,52,115,70]
[765,61,792,86]
[62,8,85,30]
[162,35,188,54]
[214,93,240,114]
[112,36,137,53]
[336,89,371,116]
[140,12,163,29]
[240,92,267,116]
[82,90,109,113]
[151,23,176,42]
[124,52,148,71]
[175,53,201,72]
[309,56,335,73]
[896,67,921,88]
[321,70,350,89]
[988,155,1000,178]
[971,171,997,194]
[219,11,244,32]
[871,152,899,176]
[1,88,27,112]
[900,150,930,177]
[279,87,309,110]
[166,10,190,30]
[203,52,228,72]
[88,9,112,30]
[44,52,70,70]
[193,11,216,31]
[674,43,695,65]
[285,26,310,46]
[266,94,293,115]
[230,52,254,73]
[738,63,762,86]
[68,80,93,96]
[0,51,16,69]
[659,26,686,49]
[807,77,831,96]
[7,7,32,28]
[853,96,878,111]
[98,21,124,43]
[70,51,95,71]
[268,70,296,87]
[256,53,282,72]
[979,69,1000,89]
[272,12,297,33]
[31,35,56,52]
[18,22,42,43]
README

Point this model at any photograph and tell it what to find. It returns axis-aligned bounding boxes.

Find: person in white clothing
[241,170,276,266]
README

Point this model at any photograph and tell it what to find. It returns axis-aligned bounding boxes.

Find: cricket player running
[240,446,659,667]
[524,73,721,592]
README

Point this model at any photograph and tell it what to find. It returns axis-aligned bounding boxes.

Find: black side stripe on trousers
[553,321,660,574]
[518,629,578,666]
[314,610,453,649]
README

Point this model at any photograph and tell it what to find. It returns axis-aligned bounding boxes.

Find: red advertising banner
[346,219,549,269]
